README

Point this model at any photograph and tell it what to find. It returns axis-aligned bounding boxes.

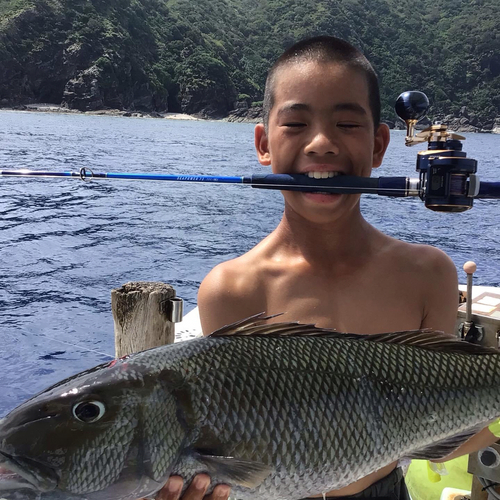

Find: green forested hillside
[0,0,498,126]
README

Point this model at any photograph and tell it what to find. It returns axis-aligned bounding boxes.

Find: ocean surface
[0,110,499,416]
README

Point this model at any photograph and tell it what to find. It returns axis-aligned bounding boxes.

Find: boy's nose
[304,131,340,156]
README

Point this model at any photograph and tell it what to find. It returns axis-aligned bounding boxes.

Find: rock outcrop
[226,101,263,122]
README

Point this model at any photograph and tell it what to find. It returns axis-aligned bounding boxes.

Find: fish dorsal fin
[365,329,499,355]
[209,313,499,356]
[208,312,336,338]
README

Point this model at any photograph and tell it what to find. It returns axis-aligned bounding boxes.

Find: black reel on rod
[395,91,479,212]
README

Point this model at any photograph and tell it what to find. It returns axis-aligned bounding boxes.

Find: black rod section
[249,174,414,197]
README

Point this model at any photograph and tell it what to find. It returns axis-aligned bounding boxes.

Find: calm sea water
[0,110,499,416]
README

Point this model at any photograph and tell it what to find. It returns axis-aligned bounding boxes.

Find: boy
[155,36,497,500]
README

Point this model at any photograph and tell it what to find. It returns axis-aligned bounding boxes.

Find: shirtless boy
[154,36,498,500]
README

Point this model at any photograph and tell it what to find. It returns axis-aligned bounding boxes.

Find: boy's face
[255,60,390,223]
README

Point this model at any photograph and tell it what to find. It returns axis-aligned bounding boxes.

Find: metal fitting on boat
[478,447,500,469]
[168,297,184,323]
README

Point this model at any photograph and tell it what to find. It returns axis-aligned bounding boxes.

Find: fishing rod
[1,91,500,212]
[1,167,499,207]
[0,168,418,195]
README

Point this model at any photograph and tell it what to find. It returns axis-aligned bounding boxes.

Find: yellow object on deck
[427,461,448,483]
[405,457,472,500]
[488,418,500,437]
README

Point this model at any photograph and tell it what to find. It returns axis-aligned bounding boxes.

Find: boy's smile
[255,60,389,221]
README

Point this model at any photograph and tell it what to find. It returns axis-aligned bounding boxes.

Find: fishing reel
[395,91,479,212]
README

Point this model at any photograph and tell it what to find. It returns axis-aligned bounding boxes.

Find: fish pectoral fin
[407,425,484,460]
[194,453,274,488]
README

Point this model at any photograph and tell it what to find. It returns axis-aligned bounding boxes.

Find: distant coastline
[1,103,499,133]
[0,103,202,121]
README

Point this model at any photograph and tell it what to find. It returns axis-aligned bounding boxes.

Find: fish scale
[2,318,500,500]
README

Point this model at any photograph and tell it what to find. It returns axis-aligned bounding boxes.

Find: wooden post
[112,281,177,358]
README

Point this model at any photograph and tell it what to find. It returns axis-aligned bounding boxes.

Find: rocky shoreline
[0,103,202,121]
[2,102,500,133]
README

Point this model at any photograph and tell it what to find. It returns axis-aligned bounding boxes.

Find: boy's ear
[372,123,390,169]
[255,123,271,166]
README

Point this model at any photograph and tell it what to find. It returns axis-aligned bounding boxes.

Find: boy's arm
[433,429,499,463]
[419,247,499,461]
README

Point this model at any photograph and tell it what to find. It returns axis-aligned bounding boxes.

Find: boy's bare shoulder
[199,251,264,301]
[197,244,269,335]
[377,235,457,292]
[380,236,458,332]
[385,236,456,276]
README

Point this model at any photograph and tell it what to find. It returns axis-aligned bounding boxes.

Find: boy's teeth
[306,171,340,179]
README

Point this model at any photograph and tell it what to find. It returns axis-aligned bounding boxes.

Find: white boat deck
[458,284,500,298]
[175,307,203,342]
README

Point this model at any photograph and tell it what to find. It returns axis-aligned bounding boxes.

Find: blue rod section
[104,172,246,183]
[477,181,500,199]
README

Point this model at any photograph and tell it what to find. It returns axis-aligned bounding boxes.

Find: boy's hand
[152,474,231,500]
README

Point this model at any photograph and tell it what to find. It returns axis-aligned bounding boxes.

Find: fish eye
[72,401,106,423]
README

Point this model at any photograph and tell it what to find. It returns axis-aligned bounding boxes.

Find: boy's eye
[338,123,361,129]
[283,122,306,128]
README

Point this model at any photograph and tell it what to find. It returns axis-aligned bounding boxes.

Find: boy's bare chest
[262,264,424,334]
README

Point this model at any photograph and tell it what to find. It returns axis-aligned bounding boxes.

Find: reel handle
[395,91,430,122]
[395,91,430,144]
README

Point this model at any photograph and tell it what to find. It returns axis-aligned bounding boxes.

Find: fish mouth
[0,464,37,491]
[0,451,58,492]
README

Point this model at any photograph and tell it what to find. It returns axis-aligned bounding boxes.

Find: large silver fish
[1,314,500,500]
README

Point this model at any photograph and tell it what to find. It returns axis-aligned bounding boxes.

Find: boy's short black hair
[262,36,381,129]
